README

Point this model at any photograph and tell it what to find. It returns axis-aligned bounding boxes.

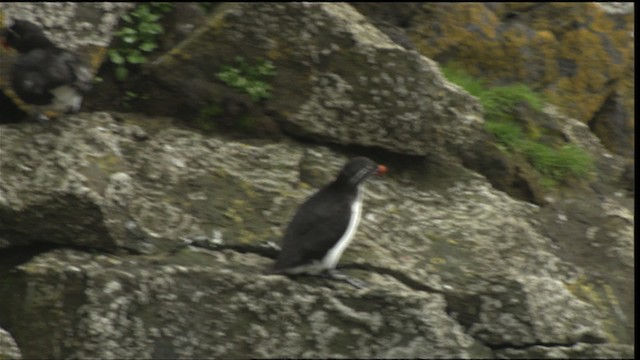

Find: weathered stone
[147,3,483,157]
[0,327,21,360]
[0,111,633,357]
[361,2,634,158]
[0,249,483,359]
[495,343,634,359]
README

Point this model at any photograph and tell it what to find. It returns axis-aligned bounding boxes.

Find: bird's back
[12,47,91,102]
[11,47,92,111]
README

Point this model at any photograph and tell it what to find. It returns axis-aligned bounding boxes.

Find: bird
[0,19,93,121]
[270,156,387,288]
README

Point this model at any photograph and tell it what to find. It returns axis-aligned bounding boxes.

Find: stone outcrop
[356,2,635,158]
[0,2,634,359]
[0,112,633,358]
[0,327,21,360]
[145,3,484,157]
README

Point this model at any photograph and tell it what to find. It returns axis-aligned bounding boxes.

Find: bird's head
[1,19,53,53]
[337,157,387,186]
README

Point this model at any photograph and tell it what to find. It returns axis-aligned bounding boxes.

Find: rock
[361,3,634,158]
[146,3,484,157]
[0,112,305,253]
[0,248,483,359]
[495,343,634,359]
[0,327,21,360]
[158,2,207,52]
[620,160,634,194]
[459,134,548,205]
[589,60,635,158]
[0,111,633,357]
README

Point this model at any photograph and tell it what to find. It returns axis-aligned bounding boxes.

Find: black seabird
[1,19,92,120]
[270,156,387,287]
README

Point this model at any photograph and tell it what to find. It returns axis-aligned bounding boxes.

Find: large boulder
[0,3,633,359]
[0,112,633,357]
[143,3,484,157]
[356,2,635,158]
[0,248,484,359]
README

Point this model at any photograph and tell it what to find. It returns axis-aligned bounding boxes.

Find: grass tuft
[440,63,592,185]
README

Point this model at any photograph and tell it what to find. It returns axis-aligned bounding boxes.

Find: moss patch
[442,63,593,187]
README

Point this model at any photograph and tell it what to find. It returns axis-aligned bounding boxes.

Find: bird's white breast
[49,85,83,112]
[322,189,362,270]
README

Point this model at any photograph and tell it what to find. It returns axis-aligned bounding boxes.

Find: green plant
[484,120,524,148]
[440,64,485,98]
[217,57,277,101]
[441,63,592,185]
[481,84,545,122]
[522,142,592,182]
[108,2,173,81]
[122,90,149,109]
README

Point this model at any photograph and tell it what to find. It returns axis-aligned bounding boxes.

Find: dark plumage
[1,19,92,118]
[272,157,387,278]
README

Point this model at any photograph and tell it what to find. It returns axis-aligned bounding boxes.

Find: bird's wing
[48,48,93,92]
[10,53,54,105]
[274,187,353,270]
[15,48,92,93]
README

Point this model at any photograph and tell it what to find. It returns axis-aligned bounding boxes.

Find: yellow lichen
[565,276,620,343]
[409,2,633,127]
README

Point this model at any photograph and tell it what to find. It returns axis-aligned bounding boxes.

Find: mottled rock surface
[0,2,634,359]
[0,112,633,358]
[146,2,483,157]
[357,2,635,158]
[0,249,485,359]
[0,327,21,360]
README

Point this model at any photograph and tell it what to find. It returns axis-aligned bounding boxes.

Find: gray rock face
[149,3,484,157]
[0,249,480,359]
[0,2,134,50]
[0,327,21,360]
[0,112,633,358]
[0,3,633,359]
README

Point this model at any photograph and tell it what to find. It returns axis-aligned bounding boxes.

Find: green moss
[441,64,485,98]
[482,84,545,120]
[522,142,592,181]
[109,2,174,81]
[484,120,524,148]
[441,63,592,185]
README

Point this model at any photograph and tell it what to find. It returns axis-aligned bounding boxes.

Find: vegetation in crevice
[217,56,277,102]
[108,2,174,81]
[441,63,592,186]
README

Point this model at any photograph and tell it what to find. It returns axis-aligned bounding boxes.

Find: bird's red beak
[376,164,388,175]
